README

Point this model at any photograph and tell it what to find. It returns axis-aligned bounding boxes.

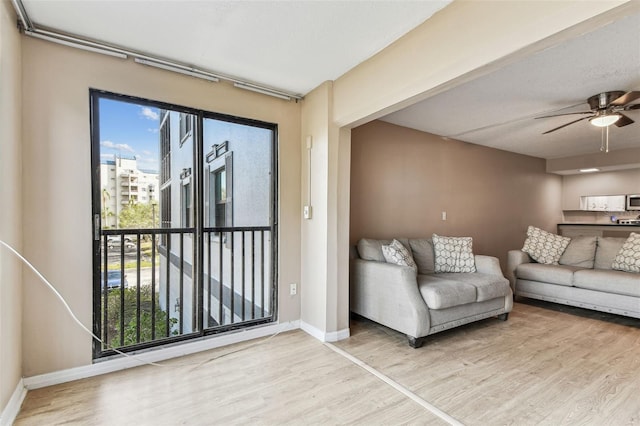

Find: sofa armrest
[350,258,431,338]
[474,255,503,276]
[505,250,532,291]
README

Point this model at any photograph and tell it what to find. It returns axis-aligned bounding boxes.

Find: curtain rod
[11,0,303,101]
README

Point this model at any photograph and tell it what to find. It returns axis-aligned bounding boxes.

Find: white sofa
[351,238,513,348]
[507,236,640,318]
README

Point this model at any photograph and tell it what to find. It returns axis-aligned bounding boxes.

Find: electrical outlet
[290,283,297,296]
[442,211,447,221]
[303,205,312,220]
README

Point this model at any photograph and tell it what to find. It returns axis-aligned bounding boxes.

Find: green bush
[104,286,178,348]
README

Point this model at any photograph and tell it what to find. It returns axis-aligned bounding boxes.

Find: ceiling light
[590,114,620,127]
[579,168,600,173]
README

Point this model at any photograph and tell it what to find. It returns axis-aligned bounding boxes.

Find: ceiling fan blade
[614,113,634,127]
[624,103,640,110]
[610,91,640,107]
[535,111,592,119]
[542,116,592,134]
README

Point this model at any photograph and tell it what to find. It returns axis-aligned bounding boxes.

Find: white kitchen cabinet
[579,195,626,211]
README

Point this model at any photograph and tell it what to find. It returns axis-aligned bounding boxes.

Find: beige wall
[300,83,331,333]
[350,121,563,268]
[21,37,301,376]
[0,0,23,413]
[300,83,351,338]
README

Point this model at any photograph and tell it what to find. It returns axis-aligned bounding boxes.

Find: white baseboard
[0,378,26,426]
[300,321,350,342]
[23,320,300,390]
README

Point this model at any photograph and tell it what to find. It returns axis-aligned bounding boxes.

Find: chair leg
[407,335,425,348]
[497,313,509,321]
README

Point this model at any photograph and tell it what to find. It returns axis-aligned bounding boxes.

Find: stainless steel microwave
[627,195,640,211]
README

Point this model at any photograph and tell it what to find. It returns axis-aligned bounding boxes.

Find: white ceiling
[21,0,452,96]
[18,1,640,161]
[382,11,640,160]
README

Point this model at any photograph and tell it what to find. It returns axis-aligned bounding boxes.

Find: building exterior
[100,157,159,228]
[156,108,275,335]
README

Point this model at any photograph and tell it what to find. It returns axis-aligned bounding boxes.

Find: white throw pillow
[381,239,417,271]
[522,225,570,265]
[432,234,476,273]
[611,232,640,273]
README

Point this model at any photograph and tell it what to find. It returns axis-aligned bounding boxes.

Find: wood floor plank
[15,300,640,425]
[15,330,447,425]
[338,300,640,426]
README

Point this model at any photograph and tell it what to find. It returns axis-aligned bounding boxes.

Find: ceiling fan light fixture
[590,114,620,127]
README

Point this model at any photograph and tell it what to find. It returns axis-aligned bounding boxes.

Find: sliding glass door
[91,90,277,358]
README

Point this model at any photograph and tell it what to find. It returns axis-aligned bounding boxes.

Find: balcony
[96,227,273,358]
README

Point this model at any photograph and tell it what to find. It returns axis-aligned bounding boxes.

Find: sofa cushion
[516,263,584,286]
[612,232,640,273]
[573,269,640,297]
[437,272,511,302]
[381,239,417,271]
[357,238,388,262]
[409,239,435,274]
[559,236,597,268]
[594,237,626,270]
[417,275,476,309]
[357,238,410,262]
[432,234,476,273]
[522,225,571,265]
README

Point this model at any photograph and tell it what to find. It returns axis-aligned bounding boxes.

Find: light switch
[442,211,447,221]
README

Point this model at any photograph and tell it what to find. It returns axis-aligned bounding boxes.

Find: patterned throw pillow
[522,225,570,265]
[612,232,640,273]
[381,239,417,271]
[432,234,476,273]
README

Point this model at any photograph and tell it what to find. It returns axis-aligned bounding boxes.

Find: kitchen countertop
[557,223,639,237]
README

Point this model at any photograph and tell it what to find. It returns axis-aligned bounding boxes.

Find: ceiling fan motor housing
[587,91,625,111]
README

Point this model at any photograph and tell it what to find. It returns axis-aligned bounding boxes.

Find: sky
[99,98,160,173]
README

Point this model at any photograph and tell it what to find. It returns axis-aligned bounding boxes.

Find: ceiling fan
[537,90,640,135]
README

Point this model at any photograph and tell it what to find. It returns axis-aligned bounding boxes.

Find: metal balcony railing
[95,226,274,357]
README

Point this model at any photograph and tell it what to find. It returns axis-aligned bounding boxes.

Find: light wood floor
[15,301,640,425]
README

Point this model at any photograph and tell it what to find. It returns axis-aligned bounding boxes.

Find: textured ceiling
[382,11,640,160]
[21,0,452,96]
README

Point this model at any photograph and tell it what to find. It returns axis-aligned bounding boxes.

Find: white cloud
[142,150,153,156]
[100,140,135,153]
[140,107,159,121]
[147,128,159,134]
[117,144,135,153]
